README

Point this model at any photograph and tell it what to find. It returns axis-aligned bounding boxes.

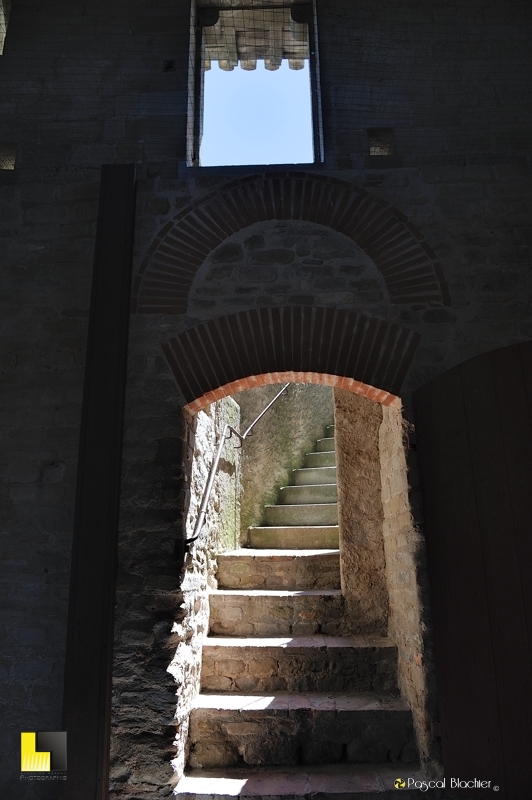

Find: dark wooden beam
[62,164,136,800]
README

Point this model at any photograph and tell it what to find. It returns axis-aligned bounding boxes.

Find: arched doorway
[102,299,442,796]
[166,372,438,793]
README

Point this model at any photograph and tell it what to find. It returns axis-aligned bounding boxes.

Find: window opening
[190,3,323,167]
[367,128,395,157]
[0,143,16,170]
[0,1,11,54]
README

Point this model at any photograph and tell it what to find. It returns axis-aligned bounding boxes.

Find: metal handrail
[185,383,290,550]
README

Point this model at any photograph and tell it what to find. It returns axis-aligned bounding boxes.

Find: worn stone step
[279,484,338,505]
[209,590,344,637]
[175,763,438,799]
[216,549,341,590]
[326,424,336,437]
[188,692,416,769]
[316,437,336,452]
[292,465,337,485]
[304,450,336,468]
[200,636,398,694]
[248,526,339,549]
[264,503,338,526]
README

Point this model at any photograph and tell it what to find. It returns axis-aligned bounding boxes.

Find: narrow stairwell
[176,425,429,799]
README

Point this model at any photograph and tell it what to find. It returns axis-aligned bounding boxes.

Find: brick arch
[132,173,450,314]
[162,306,419,413]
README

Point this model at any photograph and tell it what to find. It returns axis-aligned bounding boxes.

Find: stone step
[316,437,336,452]
[209,590,344,637]
[279,484,338,505]
[326,424,336,437]
[248,526,339,549]
[175,763,437,799]
[216,549,341,590]
[292,465,337,486]
[304,450,336,468]
[188,692,416,769]
[200,636,398,694]
[264,503,338,526]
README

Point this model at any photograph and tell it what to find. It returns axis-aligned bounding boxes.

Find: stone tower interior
[1,0,531,798]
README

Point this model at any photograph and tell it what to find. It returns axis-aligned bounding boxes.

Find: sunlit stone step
[209,589,344,636]
[200,635,398,694]
[264,502,338,526]
[188,692,416,769]
[292,466,337,485]
[216,549,341,590]
[248,525,339,549]
[279,484,337,505]
[304,450,336,468]
[175,764,434,799]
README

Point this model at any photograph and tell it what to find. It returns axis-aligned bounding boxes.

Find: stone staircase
[176,425,430,799]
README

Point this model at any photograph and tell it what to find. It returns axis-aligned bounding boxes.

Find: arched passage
[171,372,434,783]
[161,306,419,413]
[132,173,450,314]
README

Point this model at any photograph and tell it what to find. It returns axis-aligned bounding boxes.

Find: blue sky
[200,60,313,166]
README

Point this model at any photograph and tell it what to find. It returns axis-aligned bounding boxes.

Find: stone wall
[136,160,532,409]
[317,0,531,170]
[0,0,192,787]
[334,388,440,774]
[236,383,334,544]
[189,220,387,321]
[169,397,241,781]
[379,405,441,777]
[0,0,530,794]
[334,389,389,636]
[109,397,240,797]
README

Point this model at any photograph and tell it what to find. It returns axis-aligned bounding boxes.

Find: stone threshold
[192,691,409,712]
[204,635,393,648]
[174,763,443,799]
[219,548,341,556]
[209,589,343,597]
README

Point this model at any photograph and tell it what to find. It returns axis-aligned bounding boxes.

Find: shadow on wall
[154,398,241,787]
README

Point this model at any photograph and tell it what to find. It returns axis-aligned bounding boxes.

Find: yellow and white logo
[20,732,67,772]
[21,733,50,772]
[394,777,406,789]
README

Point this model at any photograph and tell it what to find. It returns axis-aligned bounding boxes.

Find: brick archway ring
[132,173,450,314]
[162,306,420,413]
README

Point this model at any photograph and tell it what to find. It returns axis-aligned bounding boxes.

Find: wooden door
[413,342,532,799]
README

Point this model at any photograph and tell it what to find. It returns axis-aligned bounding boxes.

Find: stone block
[292,466,337,485]
[250,249,295,265]
[279,484,338,505]
[304,451,336,468]
[216,549,341,590]
[208,589,344,637]
[23,204,69,225]
[201,636,398,694]
[187,692,416,769]
[249,526,339,549]
[263,503,338,526]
